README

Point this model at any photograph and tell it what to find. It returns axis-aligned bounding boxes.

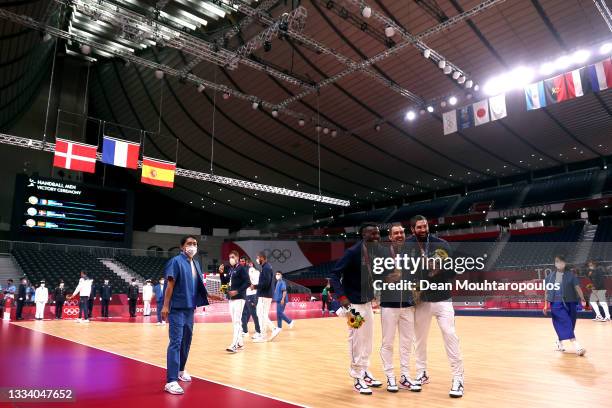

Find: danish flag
[53,138,98,173]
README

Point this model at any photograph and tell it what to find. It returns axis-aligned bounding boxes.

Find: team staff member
[143,279,153,317]
[127,279,139,318]
[87,279,96,319]
[162,235,209,395]
[16,278,27,320]
[253,252,275,342]
[321,283,331,315]
[225,250,250,353]
[329,222,383,395]
[53,280,67,319]
[154,277,165,325]
[69,271,93,323]
[380,224,420,393]
[242,258,261,338]
[34,281,49,320]
[586,260,610,321]
[100,279,112,318]
[407,215,464,398]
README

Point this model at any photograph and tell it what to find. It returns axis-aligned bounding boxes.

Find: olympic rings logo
[264,248,291,263]
[63,308,79,316]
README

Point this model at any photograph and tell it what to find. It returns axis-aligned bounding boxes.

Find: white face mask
[256,258,261,265]
[159,281,164,285]
[185,246,197,257]
[60,284,64,288]
[132,282,137,286]
[276,275,282,281]
[41,284,45,288]
[229,258,237,266]
[104,281,109,285]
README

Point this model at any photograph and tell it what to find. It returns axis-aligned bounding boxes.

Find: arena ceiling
[1,0,612,225]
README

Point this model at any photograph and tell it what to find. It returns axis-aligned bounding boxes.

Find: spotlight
[443,65,452,74]
[298,119,305,127]
[361,6,372,18]
[539,62,555,75]
[272,109,279,117]
[457,76,466,84]
[331,130,337,137]
[448,96,457,106]
[154,70,164,80]
[42,32,52,42]
[323,127,329,134]
[440,101,447,108]
[406,110,416,121]
[420,109,426,115]
[473,84,480,92]
[466,93,473,100]
[197,84,205,93]
[423,49,431,59]
[385,26,395,37]
[252,101,259,109]
[452,71,461,80]
[223,92,230,99]
[600,42,612,55]
[438,60,446,69]
[465,79,473,88]
[315,125,322,132]
[571,49,590,64]
[263,41,272,52]
[426,105,434,113]
[374,124,381,132]
[80,44,91,55]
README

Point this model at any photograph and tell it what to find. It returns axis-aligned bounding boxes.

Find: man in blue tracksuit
[162,236,209,395]
[329,222,383,395]
[154,277,165,325]
[253,252,275,341]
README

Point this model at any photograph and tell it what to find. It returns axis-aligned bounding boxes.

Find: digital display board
[12,174,133,244]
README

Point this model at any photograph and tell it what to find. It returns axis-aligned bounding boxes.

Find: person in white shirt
[34,280,49,320]
[68,271,93,322]
[242,260,262,339]
[143,279,153,317]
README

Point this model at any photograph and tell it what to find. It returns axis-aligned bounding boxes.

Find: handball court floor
[3,315,611,408]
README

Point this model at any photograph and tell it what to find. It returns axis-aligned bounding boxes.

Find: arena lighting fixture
[539,61,555,75]
[423,49,431,59]
[457,76,466,84]
[223,93,230,100]
[483,74,509,96]
[271,109,279,117]
[252,101,259,109]
[406,110,416,121]
[448,96,458,105]
[331,130,337,137]
[361,6,372,18]
[465,79,473,88]
[323,127,329,134]
[298,119,305,126]
[197,84,205,93]
[42,32,52,42]
[438,60,446,69]
[508,66,534,88]
[80,44,91,55]
[426,105,434,113]
[315,125,322,132]
[571,49,591,64]
[154,70,164,79]
[440,100,447,107]
[420,109,426,115]
[452,71,461,80]
[374,124,381,131]
[601,42,612,54]
[443,65,452,74]
[384,26,395,37]
[555,55,571,70]
[473,84,480,92]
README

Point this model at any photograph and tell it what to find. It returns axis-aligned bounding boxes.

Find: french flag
[101,136,140,169]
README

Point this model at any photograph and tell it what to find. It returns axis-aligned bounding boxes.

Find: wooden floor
[14,316,612,408]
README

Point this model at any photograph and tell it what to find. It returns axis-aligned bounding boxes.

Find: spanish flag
[141,157,176,188]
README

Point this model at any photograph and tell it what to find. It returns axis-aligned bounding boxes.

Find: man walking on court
[127,278,139,318]
[253,252,275,342]
[162,235,209,395]
[225,250,250,353]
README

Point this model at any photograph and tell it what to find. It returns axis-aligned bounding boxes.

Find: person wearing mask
[4,279,16,297]
[253,252,275,342]
[586,260,610,322]
[269,271,294,341]
[321,283,331,316]
[161,235,209,395]
[69,271,93,323]
[27,283,35,305]
[154,277,165,325]
[87,279,96,319]
[143,279,153,317]
[127,279,139,318]
[543,255,587,355]
[53,280,67,319]
[329,222,383,395]
[225,250,250,353]
[16,278,28,320]
[407,215,464,398]
[100,279,112,318]
[241,258,261,339]
[34,281,49,320]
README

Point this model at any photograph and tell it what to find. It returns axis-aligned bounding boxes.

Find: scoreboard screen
[12,175,133,244]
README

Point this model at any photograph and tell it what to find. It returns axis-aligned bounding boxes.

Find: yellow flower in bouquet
[347,309,365,329]
[220,284,229,294]
[586,283,594,290]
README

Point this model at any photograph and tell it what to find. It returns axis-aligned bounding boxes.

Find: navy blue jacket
[17,284,27,300]
[100,284,112,300]
[163,253,209,309]
[405,234,455,302]
[227,264,250,300]
[329,241,377,304]
[255,262,274,298]
[379,243,416,308]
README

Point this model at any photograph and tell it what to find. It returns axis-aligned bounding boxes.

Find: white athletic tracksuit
[256,297,273,335]
[348,302,374,379]
[229,299,245,347]
[142,284,153,316]
[380,306,415,378]
[35,286,49,319]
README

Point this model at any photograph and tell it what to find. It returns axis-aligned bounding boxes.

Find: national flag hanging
[585,58,612,92]
[544,74,570,104]
[101,136,140,169]
[472,99,490,126]
[53,138,97,173]
[489,94,507,121]
[458,105,474,130]
[442,110,458,135]
[564,69,584,98]
[141,157,176,188]
[525,81,547,110]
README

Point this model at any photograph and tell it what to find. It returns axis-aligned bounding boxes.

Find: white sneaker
[363,371,382,388]
[593,316,604,321]
[76,318,81,323]
[555,340,565,352]
[164,381,184,395]
[252,336,267,343]
[288,321,295,329]
[226,346,237,353]
[156,322,162,326]
[178,371,192,382]
[415,371,430,385]
[399,374,421,392]
[251,333,262,340]
[603,317,611,322]
[353,378,372,395]
[386,376,399,393]
[83,319,90,323]
[449,376,464,398]
[269,327,282,341]
[162,321,167,325]
[576,347,586,356]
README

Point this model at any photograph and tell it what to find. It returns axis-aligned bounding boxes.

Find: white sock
[590,302,602,318]
[600,302,611,319]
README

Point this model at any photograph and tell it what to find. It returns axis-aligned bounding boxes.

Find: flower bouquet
[347,308,365,329]
[586,283,594,290]
[220,284,229,294]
